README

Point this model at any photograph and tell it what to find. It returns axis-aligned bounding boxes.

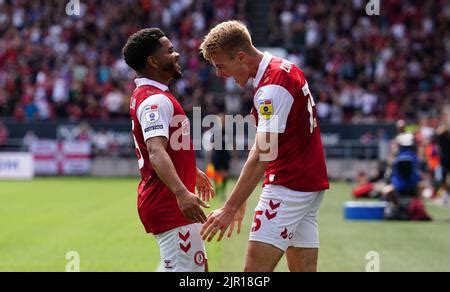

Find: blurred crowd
[270,0,449,124]
[0,0,245,121]
[0,0,448,123]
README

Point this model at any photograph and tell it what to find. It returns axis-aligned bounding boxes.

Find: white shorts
[154,223,207,272]
[249,184,325,252]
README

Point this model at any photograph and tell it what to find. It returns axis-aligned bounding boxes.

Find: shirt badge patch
[259,99,273,120]
[145,105,160,123]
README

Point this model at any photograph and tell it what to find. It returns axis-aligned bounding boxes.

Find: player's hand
[227,202,246,238]
[200,207,235,242]
[176,191,210,223]
[196,168,215,202]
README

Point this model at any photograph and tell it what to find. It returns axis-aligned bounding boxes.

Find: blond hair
[200,20,253,62]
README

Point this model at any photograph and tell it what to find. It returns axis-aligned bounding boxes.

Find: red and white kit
[250,53,329,251]
[130,78,206,271]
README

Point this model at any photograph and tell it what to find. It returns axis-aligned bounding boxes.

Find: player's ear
[237,51,246,64]
[146,55,159,69]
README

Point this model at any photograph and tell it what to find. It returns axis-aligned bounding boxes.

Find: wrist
[223,200,239,214]
[174,188,189,198]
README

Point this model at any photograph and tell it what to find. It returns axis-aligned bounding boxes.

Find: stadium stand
[0,0,448,122]
[0,0,449,184]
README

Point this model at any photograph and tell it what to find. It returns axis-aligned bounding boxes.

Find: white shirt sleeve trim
[136,94,174,141]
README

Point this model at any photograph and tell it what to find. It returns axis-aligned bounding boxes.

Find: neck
[248,48,265,79]
[138,71,169,85]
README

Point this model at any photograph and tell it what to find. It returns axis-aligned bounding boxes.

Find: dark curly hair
[122,28,166,72]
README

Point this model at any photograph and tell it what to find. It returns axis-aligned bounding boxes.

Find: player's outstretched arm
[201,132,277,242]
[146,137,209,223]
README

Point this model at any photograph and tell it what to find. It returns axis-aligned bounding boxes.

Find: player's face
[154,37,182,80]
[210,50,250,87]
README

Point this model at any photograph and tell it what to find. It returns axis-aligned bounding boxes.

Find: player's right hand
[176,191,210,223]
[227,202,246,238]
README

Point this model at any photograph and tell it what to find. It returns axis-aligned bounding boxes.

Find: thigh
[290,191,324,248]
[155,223,207,272]
[244,241,284,272]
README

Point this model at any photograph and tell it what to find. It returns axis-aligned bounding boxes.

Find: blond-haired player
[200,21,329,272]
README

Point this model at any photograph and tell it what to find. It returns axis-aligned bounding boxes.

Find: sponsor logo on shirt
[259,99,273,119]
[144,125,164,132]
[145,105,160,123]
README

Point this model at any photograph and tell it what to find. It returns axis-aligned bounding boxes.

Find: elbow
[147,146,161,163]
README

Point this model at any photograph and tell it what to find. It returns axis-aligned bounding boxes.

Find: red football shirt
[251,53,329,192]
[130,78,196,234]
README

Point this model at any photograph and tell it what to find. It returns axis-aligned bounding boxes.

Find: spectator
[383,133,432,220]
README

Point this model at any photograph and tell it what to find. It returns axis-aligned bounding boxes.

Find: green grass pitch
[0,177,448,271]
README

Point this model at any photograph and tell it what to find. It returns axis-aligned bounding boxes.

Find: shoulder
[137,93,174,116]
[265,57,306,89]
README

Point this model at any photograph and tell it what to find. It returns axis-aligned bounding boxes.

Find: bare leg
[286,247,318,272]
[244,241,284,272]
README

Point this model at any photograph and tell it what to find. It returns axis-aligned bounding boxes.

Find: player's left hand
[201,207,235,242]
[196,168,215,202]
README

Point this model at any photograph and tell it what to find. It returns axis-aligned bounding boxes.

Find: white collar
[252,52,273,88]
[134,77,169,91]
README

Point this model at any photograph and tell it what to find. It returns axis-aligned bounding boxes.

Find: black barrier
[1,119,130,139]
[1,119,396,140]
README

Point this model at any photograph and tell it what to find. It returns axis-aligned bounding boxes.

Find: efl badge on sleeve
[145,105,160,123]
[259,100,273,120]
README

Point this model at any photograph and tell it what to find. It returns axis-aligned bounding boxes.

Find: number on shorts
[251,210,264,232]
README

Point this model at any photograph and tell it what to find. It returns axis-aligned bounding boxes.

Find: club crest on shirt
[164,259,173,269]
[259,99,273,120]
[145,105,160,123]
